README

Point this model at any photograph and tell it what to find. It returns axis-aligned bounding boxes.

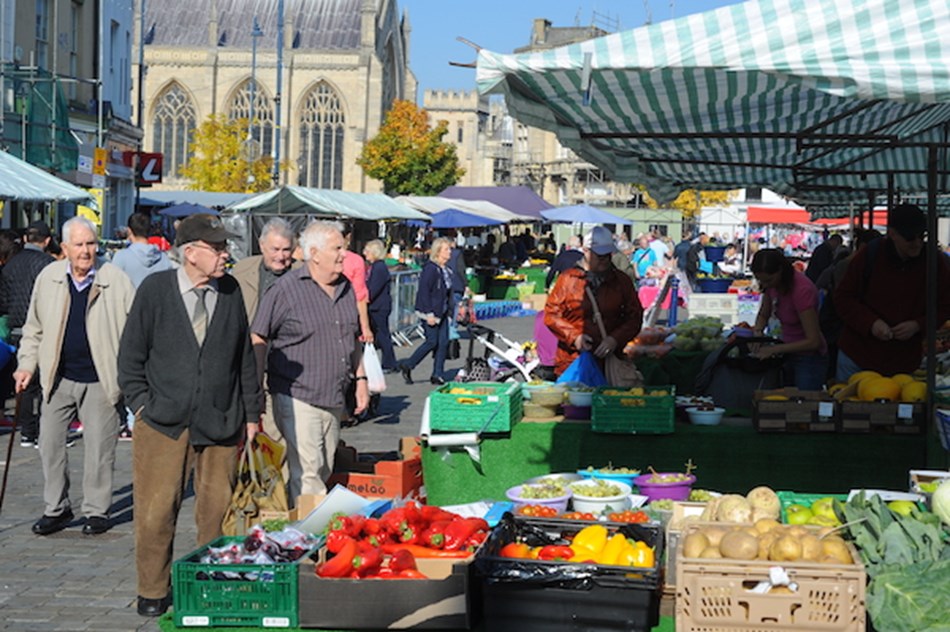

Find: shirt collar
[177,266,218,295]
[66,262,96,291]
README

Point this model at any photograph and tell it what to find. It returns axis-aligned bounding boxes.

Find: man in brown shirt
[250,221,369,503]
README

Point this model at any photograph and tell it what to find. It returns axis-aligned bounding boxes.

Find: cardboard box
[298,554,475,629]
[327,437,424,500]
[753,388,837,433]
[909,469,950,494]
[838,400,925,434]
[528,293,548,311]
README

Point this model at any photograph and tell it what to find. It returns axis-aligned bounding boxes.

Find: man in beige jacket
[14,216,135,536]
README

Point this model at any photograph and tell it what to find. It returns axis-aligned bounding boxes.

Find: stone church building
[135,0,415,191]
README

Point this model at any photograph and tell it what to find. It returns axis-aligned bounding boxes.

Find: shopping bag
[221,438,289,536]
[446,339,461,360]
[363,343,387,393]
[557,351,607,387]
[604,354,643,388]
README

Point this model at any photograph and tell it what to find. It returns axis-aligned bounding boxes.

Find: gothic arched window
[297,82,345,189]
[151,83,197,178]
[228,79,274,160]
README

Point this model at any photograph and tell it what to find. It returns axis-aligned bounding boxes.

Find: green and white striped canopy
[0,150,95,207]
[476,0,950,214]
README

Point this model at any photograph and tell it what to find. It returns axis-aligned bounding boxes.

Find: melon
[848,370,881,386]
[859,377,901,402]
[900,381,927,403]
[891,373,915,386]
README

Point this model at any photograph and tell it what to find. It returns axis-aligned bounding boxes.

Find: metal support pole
[135,0,145,213]
[924,144,939,466]
[272,0,283,184]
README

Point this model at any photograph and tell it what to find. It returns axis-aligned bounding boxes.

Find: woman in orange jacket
[544,227,644,377]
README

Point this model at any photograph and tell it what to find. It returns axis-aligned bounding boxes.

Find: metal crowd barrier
[389,269,422,346]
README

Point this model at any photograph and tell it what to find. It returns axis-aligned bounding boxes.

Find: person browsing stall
[750,248,828,390]
[399,237,454,385]
[544,226,643,378]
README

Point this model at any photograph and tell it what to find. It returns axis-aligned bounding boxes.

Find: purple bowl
[505,484,572,514]
[633,473,696,501]
[563,404,591,420]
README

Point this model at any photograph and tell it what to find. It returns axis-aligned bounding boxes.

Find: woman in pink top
[750,249,828,390]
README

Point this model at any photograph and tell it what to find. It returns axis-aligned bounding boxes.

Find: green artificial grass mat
[158,611,675,631]
[422,417,927,506]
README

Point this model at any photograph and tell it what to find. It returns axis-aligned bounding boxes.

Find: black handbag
[446,338,461,360]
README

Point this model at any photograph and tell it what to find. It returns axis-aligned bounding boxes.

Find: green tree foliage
[357,100,465,195]
[179,114,274,192]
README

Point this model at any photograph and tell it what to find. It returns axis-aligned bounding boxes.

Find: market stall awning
[0,150,95,207]
[397,195,533,222]
[159,203,219,218]
[437,186,553,218]
[476,0,950,209]
[137,190,252,209]
[746,206,852,226]
[541,204,632,225]
[226,186,429,221]
[430,208,504,229]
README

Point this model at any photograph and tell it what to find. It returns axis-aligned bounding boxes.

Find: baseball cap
[888,204,926,240]
[27,220,52,239]
[583,226,617,256]
[174,213,236,246]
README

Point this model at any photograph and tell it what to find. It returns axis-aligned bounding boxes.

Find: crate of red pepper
[298,501,487,629]
[474,514,663,632]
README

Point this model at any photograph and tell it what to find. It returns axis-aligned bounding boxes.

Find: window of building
[297,82,345,189]
[227,79,274,159]
[457,122,463,144]
[151,83,197,178]
[35,0,49,69]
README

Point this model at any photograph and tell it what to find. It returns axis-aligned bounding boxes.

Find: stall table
[421,418,927,506]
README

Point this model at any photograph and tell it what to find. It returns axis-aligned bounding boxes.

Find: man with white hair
[14,216,135,537]
[117,213,261,617]
[251,221,369,503]
[231,217,297,456]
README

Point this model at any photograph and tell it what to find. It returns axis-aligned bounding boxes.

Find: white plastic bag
[363,343,387,393]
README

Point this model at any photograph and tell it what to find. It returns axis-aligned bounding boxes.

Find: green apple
[806,514,838,527]
[887,500,916,517]
[810,497,840,525]
[785,504,813,525]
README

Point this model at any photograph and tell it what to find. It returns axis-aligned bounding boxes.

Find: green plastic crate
[776,491,848,523]
[591,385,676,434]
[429,381,523,433]
[172,535,315,628]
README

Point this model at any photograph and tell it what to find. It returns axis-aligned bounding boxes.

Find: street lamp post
[248,16,263,149]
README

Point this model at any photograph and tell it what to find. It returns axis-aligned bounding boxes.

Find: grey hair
[364,239,386,261]
[62,216,97,243]
[259,217,295,245]
[616,239,633,253]
[299,220,344,260]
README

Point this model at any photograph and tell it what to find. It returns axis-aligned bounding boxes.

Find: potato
[702,527,726,547]
[821,538,853,564]
[719,530,758,560]
[683,532,709,558]
[699,546,723,558]
[800,534,823,562]
[769,535,803,562]
[757,531,779,560]
[754,518,781,534]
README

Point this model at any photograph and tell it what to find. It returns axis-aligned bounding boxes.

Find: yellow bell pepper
[571,524,608,557]
[599,533,629,565]
[630,540,655,568]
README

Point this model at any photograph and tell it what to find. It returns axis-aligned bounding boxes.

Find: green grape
[520,481,566,499]
[689,489,714,502]
[571,479,623,497]
[650,499,675,511]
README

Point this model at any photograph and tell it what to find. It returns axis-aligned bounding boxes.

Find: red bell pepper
[316,538,358,578]
[420,520,451,549]
[362,517,382,535]
[398,569,427,579]
[420,505,457,524]
[537,545,575,561]
[363,530,391,549]
[326,530,354,554]
[380,543,473,558]
[353,545,383,578]
[389,548,417,572]
[443,517,489,551]
[463,530,488,550]
[499,542,531,559]
[380,507,410,537]
[328,513,364,538]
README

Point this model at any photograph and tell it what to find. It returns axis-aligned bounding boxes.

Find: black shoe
[20,436,37,448]
[32,509,74,536]
[382,367,398,375]
[137,595,171,617]
[430,376,446,385]
[400,364,413,385]
[82,516,111,536]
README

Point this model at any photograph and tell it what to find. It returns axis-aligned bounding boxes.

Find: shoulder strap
[584,284,609,340]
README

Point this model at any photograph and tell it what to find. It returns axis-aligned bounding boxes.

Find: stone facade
[135,0,415,192]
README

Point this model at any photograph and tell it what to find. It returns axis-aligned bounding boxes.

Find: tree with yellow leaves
[357,100,464,195]
[642,189,735,219]
[179,114,274,193]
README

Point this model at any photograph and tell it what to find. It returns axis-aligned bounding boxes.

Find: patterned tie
[192,287,209,345]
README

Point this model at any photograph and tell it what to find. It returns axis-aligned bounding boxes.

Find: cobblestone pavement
[0,316,534,631]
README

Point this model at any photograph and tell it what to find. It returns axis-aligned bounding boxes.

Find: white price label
[181,616,210,626]
[897,403,913,419]
[488,395,499,402]
[818,402,834,418]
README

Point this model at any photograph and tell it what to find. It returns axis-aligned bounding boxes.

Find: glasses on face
[191,241,229,255]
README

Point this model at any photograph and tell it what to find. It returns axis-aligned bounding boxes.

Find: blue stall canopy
[541,204,632,225]
[430,208,504,229]
[438,186,553,218]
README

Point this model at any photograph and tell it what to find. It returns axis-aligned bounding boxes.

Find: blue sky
[399,0,745,99]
